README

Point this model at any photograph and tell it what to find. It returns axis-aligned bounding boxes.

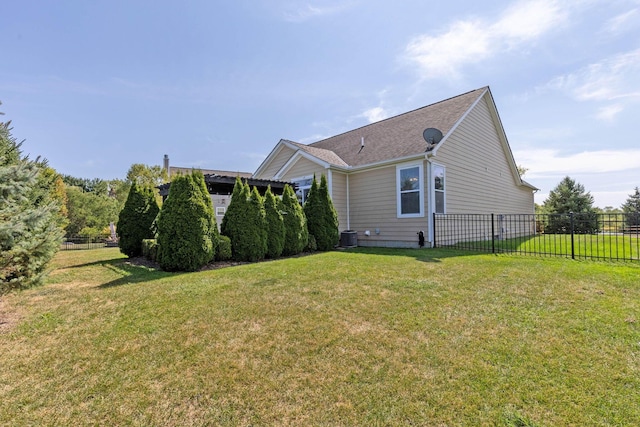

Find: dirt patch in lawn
[0,296,21,333]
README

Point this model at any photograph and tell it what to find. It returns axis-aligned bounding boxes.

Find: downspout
[346,174,351,230]
[426,155,434,246]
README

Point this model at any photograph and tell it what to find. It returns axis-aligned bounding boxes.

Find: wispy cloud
[493,0,566,43]
[360,106,389,123]
[403,0,568,80]
[601,8,639,36]
[282,2,353,22]
[546,49,640,101]
[514,148,640,178]
[544,48,640,119]
[595,104,624,122]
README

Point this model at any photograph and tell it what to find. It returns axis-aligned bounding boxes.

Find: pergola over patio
[158,174,294,199]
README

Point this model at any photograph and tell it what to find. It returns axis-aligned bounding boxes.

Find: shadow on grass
[98,261,179,289]
[59,257,129,270]
[340,246,488,263]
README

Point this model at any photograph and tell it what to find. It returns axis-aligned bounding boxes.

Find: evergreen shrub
[280,184,308,256]
[155,173,216,271]
[303,174,339,251]
[221,179,267,262]
[305,234,317,252]
[141,239,158,262]
[117,183,159,257]
[264,186,285,259]
[216,235,232,261]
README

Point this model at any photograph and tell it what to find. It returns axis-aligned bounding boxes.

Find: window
[292,177,313,204]
[216,207,226,216]
[433,164,445,214]
[397,163,424,217]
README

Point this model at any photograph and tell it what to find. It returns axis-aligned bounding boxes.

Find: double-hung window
[397,162,424,217]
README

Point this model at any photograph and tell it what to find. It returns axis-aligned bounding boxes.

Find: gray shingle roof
[305,87,487,167]
[283,140,349,167]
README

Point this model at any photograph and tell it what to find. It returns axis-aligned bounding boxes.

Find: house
[253,86,537,248]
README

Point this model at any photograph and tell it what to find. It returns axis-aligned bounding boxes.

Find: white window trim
[432,162,446,215]
[216,206,226,216]
[396,161,424,218]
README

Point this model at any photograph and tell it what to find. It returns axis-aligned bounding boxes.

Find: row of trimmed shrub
[142,235,232,263]
[118,172,338,272]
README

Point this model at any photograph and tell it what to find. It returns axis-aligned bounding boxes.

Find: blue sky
[2,0,639,208]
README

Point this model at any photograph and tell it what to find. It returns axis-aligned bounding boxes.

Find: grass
[451,233,640,261]
[1,247,639,426]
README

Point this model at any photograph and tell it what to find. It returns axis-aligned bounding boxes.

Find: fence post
[432,212,436,248]
[570,212,575,260]
[491,213,495,254]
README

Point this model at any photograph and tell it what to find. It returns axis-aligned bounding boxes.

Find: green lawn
[450,234,640,261]
[1,248,639,426]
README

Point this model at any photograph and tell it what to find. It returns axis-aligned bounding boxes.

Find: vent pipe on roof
[358,137,365,153]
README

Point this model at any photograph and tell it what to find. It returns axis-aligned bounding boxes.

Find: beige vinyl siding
[281,157,326,181]
[433,96,534,215]
[254,145,296,179]
[330,171,348,231]
[348,165,426,247]
[432,96,535,244]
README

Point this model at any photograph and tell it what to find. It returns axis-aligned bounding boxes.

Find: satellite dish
[423,128,443,145]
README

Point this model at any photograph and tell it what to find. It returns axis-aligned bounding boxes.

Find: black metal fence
[60,237,119,251]
[433,213,640,262]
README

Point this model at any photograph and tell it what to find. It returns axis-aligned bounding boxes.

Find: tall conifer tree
[304,175,339,251]
[281,184,308,255]
[264,186,285,258]
[621,187,640,227]
[1,113,64,292]
[155,173,215,271]
[117,182,159,257]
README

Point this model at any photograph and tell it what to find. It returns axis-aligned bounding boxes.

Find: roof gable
[309,87,487,167]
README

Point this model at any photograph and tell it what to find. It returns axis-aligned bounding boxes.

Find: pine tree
[155,173,215,271]
[543,176,598,234]
[192,170,219,257]
[281,184,308,256]
[621,187,640,227]
[304,175,339,251]
[220,179,267,262]
[117,182,159,257]
[303,176,321,247]
[264,186,285,258]
[1,115,64,293]
[221,177,250,260]
[247,186,268,261]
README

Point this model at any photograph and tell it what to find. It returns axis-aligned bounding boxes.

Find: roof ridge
[308,86,488,147]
